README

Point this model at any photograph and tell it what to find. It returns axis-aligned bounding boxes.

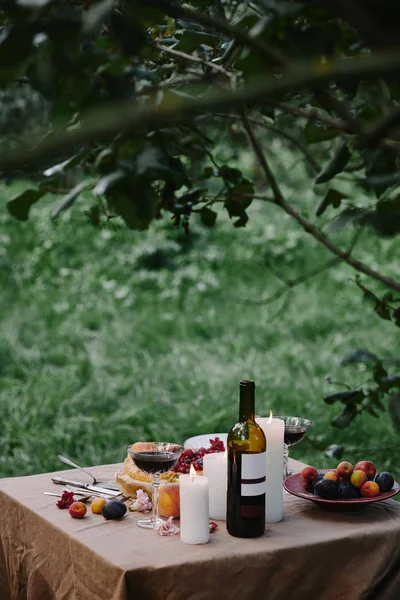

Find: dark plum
[375,472,394,493]
[339,482,361,499]
[314,478,340,500]
[102,500,127,520]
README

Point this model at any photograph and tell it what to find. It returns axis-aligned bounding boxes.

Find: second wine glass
[128,442,183,529]
[274,416,312,478]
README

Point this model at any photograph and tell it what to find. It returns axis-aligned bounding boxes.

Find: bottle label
[241,452,266,496]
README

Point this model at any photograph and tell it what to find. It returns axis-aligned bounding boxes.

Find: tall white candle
[256,413,284,523]
[180,466,210,544]
[203,452,227,520]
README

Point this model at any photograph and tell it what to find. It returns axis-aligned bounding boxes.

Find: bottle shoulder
[228,420,266,452]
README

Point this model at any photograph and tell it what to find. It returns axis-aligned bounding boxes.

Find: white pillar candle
[256,413,284,523]
[203,452,227,521]
[179,465,210,544]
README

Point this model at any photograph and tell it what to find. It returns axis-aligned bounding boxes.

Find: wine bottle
[226,380,266,538]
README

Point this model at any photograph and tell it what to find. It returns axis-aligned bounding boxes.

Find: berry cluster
[173,437,225,474]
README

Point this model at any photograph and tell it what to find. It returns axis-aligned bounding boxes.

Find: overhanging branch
[2,49,400,172]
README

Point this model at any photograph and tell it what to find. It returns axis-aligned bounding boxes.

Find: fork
[58,454,98,484]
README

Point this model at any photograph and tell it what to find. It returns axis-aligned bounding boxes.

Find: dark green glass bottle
[226,380,266,538]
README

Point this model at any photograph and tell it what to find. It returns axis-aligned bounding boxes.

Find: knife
[51,476,121,497]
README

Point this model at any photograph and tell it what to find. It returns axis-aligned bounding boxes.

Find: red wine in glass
[128,442,183,529]
[275,416,312,477]
[133,451,180,474]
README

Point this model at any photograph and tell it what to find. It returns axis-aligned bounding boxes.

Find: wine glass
[274,416,312,478]
[128,442,183,529]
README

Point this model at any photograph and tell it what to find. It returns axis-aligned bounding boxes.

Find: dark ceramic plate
[284,469,400,511]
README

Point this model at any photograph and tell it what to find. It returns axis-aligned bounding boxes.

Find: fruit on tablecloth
[301,466,318,483]
[157,482,180,518]
[339,482,361,499]
[375,472,394,493]
[354,461,376,479]
[324,471,339,482]
[314,479,340,500]
[69,501,87,519]
[360,481,380,498]
[102,500,127,520]
[350,470,368,489]
[337,461,353,479]
[91,497,107,514]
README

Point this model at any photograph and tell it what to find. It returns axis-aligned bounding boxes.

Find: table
[1,459,400,600]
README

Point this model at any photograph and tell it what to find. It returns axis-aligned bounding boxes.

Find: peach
[69,501,87,519]
[360,481,380,498]
[91,497,107,514]
[354,461,376,479]
[324,471,339,482]
[336,461,353,479]
[301,466,318,483]
[350,470,368,488]
[158,482,180,518]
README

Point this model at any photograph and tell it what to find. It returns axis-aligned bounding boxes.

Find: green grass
[1,155,400,481]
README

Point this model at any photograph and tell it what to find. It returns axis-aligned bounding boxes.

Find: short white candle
[179,466,210,544]
[256,413,284,523]
[203,452,227,521]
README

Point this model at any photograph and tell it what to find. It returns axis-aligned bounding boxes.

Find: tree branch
[154,43,236,81]
[241,113,400,293]
[2,49,400,171]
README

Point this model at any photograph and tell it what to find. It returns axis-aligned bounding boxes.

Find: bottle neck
[239,385,255,421]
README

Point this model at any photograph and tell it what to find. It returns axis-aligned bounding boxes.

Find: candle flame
[190,464,196,479]
[268,410,273,424]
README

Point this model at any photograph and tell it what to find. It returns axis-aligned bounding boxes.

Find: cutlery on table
[44,491,92,503]
[57,454,120,492]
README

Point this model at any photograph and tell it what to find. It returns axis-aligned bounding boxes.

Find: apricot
[301,466,318,483]
[158,482,180,518]
[91,497,107,514]
[69,501,87,519]
[336,461,353,479]
[360,481,380,498]
[324,471,339,482]
[354,461,376,479]
[350,470,368,488]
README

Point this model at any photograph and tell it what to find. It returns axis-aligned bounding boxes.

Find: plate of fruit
[284,460,400,511]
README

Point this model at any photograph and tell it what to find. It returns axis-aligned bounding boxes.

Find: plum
[314,478,340,500]
[102,500,127,520]
[375,472,394,493]
[339,482,361,499]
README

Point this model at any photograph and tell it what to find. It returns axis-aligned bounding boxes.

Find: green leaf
[43,153,85,178]
[82,0,114,34]
[324,444,344,459]
[108,184,158,230]
[331,404,358,429]
[0,25,34,86]
[315,141,352,184]
[316,188,347,217]
[51,182,88,220]
[373,361,388,383]
[341,348,378,365]
[230,181,254,207]
[94,170,126,196]
[388,391,400,434]
[324,389,364,405]
[200,207,217,227]
[7,188,44,221]
[175,31,219,53]
[304,121,340,145]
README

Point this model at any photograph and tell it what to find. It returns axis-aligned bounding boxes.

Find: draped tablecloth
[1,459,400,600]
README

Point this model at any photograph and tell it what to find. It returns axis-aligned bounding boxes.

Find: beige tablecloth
[1,459,400,600]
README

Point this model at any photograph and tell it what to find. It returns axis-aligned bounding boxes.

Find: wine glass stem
[152,473,161,523]
[283,443,289,478]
